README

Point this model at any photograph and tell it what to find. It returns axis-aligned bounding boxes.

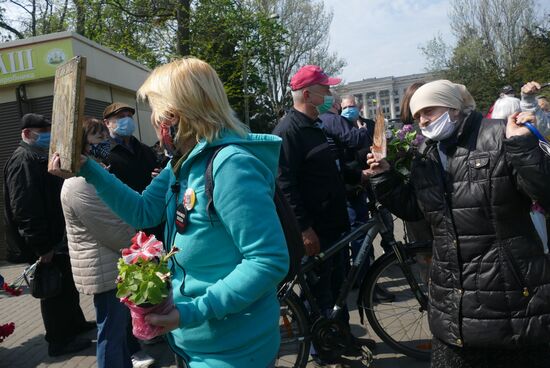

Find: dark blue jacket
[320,112,374,187]
[320,112,373,154]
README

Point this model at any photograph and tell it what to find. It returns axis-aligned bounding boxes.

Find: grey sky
[324,0,548,83]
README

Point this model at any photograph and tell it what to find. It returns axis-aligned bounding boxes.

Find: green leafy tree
[254,0,346,129]
[0,0,343,132]
[512,25,550,92]
[420,0,545,113]
[445,32,504,112]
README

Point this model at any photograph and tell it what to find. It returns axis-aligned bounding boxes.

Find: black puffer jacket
[371,111,550,348]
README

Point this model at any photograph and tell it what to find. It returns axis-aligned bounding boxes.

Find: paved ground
[0,221,430,368]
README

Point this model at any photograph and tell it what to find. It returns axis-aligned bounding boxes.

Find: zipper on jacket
[501,244,530,297]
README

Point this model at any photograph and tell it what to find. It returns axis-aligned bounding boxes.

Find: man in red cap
[274,66,372,365]
[274,65,345,255]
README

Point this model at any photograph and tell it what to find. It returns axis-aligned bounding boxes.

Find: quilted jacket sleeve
[504,133,550,211]
[369,170,425,221]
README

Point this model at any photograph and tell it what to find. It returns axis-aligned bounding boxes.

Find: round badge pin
[183,188,196,211]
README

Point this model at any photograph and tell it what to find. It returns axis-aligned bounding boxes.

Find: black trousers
[431,337,550,368]
[308,233,349,321]
[41,253,87,345]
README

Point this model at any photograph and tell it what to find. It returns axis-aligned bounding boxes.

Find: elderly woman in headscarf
[365,80,550,368]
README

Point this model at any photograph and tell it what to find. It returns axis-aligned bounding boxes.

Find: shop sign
[0,38,73,86]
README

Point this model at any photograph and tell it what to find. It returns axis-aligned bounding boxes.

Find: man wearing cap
[273,65,348,256]
[3,113,93,357]
[274,66,372,365]
[486,85,516,118]
[102,102,159,193]
[102,103,159,367]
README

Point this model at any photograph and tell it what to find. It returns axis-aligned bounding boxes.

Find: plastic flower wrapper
[116,231,179,340]
[530,201,548,254]
[386,124,425,178]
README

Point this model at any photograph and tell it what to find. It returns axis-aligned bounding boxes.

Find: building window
[366,92,376,104]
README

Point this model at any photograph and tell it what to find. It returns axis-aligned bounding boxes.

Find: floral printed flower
[117,232,179,306]
[2,283,22,296]
[0,322,15,343]
[121,231,164,265]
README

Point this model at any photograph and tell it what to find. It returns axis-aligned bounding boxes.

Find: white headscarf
[410,80,476,117]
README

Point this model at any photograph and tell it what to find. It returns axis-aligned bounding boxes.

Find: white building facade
[334,72,435,120]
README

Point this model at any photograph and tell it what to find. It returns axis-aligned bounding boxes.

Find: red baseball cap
[290,65,342,91]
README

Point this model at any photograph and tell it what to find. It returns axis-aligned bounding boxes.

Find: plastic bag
[25,261,63,299]
[122,293,174,340]
[530,211,548,254]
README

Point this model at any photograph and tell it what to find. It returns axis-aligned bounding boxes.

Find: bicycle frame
[373,207,430,310]
[278,204,430,322]
[278,217,379,320]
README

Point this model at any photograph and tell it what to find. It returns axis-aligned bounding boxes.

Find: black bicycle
[276,204,432,367]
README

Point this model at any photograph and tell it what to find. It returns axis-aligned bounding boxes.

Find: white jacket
[61,177,135,295]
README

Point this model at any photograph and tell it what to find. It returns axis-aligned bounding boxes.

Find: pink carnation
[121,232,164,264]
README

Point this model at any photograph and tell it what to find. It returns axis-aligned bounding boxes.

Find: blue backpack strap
[204,144,232,219]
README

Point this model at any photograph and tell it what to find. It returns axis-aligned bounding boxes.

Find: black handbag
[24,261,63,299]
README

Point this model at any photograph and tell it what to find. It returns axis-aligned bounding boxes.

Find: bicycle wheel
[361,245,432,361]
[277,290,311,368]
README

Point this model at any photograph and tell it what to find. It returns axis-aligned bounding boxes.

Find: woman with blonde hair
[50,57,289,368]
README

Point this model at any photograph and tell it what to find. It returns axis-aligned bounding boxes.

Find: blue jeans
[94,289,133,368]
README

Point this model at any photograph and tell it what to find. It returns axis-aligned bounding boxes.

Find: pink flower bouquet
[116,231,178,340]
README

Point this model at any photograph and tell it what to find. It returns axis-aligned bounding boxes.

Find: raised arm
[77,159,170,230]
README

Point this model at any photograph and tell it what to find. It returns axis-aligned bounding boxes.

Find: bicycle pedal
[361,347,374,367]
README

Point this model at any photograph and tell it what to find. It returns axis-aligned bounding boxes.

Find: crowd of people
[3,55,550,368]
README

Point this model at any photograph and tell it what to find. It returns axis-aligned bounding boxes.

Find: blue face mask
[313,95,334,115]
[113,117,136,137]
[341,106,360,122]
[33,132,51,149]
[89,140,111,161]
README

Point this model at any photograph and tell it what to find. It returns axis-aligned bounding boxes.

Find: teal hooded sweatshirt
[79,132,289,368]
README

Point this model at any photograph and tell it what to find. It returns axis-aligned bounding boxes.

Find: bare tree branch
[0,19,24,38]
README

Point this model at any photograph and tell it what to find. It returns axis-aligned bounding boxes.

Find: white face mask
[420,111,457,141]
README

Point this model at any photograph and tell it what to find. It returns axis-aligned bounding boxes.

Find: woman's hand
[144,307,180,335]
[48,153,88,178]
[506,111,534,138]
[521,81,541,95]
[365,153,390,176]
